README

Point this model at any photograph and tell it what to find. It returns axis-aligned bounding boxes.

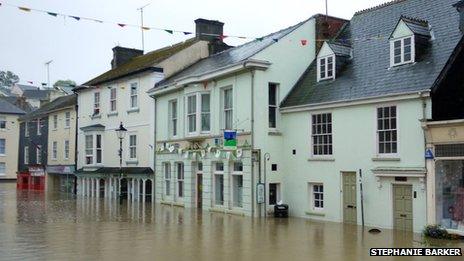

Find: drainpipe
[420,91,432,224]
[153,96,157,201]
[73,92,79,195]
[250,69,255,218]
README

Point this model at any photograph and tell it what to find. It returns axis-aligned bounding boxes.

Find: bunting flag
[18,7,31,12]
[164,29,173,34]
[272,38,279,42]
[183,32,193,35]
[219,34,228,41]
[301,39,308,46]
[27,81,34,84]
[47,12,58,17]
[142,26,150,30]
[70,16,80,21]
[256,37,264,41]
[117,23,126,27]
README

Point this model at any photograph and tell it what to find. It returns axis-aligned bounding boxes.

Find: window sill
[372,157,401,162]
[107,112,118,117]
[305,210,325,217]
[268,130,282,136]
[52,128,57,131]
[64,126,71,130]
[307,157,335,162]
[0,154,6,157]
[127,108,139,114]
[91,114,102,120]
[126,159,139,165]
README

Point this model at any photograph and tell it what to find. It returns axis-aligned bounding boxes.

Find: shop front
[46,165,76,194]
[423,119,464,235]
[16,165,46,191]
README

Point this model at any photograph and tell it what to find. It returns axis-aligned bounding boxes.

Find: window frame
[268,83,279,129]
[269,183,281,206]
[0,138,5,155]
[24,121,29,137]
[0,162,5,175]
[130,82,139,109]
[317,55,335,82]
[0,117,5,130]
[376,105,399,157]
[84,133,103,165]
[53,115,58,130]
[24,146,29,164]
[390,35,415,67]
[214,162,225,206]
[65,112,71,128]
[163,162,171,196]
[185,92,211,136]
[223,87,234,130]
[309,183,324,212]
[310,112,333,157]
[128,134,137,160]
[231,161,244,208]
[176,162,184,199]
[37,118,42,135]
[93,92,101,116]
[168,99,178,138]
[52,141,58,160]
[36,145,42,164]
[64,140,70,160]
[109,87,117,112]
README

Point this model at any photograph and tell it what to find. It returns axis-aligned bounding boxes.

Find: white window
[24,146,29,164]
[232,161,243,208]
[201,93,211,132]
[129,135,137,159]
[24,122,29,137]
[36,145,42,164]
[176,163,184,198]
[85,134,102,165]
[268,83,278,129]
[0,139,5,155]
[64,140,70,160]
[53,115,58,129]
[0,162,5,175]
[186,93,211,135]
[214,162,224,206]
[110,88,117,112]
[164,163,171,196]
[0,117,6,129]
[52,141,57,160]
[93,92,100,115]
[391,36,414,66]
[169,100,178,137]
[309,183,324,211]
[130,83,138,108]
[85,135,93,165]
[37,118,41,135]
[187,95,197,133]
[377,106,398,155]
[223,88,233,130]
[311,113,333,156]
[318,55,335,81]
[65,112,71,128]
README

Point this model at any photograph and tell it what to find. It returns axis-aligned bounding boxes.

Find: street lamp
[115,122,127,204]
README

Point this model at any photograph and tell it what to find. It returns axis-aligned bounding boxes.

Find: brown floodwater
[0,182,462,261]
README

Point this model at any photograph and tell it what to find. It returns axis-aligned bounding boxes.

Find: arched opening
[145,179,153,202]
[120,178,128,200]
[99,179,105,197]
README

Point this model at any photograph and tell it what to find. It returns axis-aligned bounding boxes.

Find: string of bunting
[0,1,390,43]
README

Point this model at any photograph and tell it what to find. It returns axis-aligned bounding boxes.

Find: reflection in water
[0,183,462,260]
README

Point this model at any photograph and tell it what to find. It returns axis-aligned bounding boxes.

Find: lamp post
[115,122,127,204]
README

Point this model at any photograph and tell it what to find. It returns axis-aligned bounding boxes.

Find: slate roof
[0,86,13,96]
[0,96,34,112]
[0,97,25,115]
[15,84,39,91]
[328,43,352,57]
[396,16,431,38]
[22,89,51,100]
[19,94,77,121]
[281,0,462,108]
[84,38,200,87]
[150,18,310,91]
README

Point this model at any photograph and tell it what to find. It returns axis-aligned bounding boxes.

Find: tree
[53,79,76,87]
[0,70,19,87]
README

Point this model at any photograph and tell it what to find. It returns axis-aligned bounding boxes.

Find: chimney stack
[195,18,225,42]
[454,1,464,33]
[111,46,143,69]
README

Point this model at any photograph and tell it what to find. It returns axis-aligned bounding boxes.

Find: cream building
[45,95,77,193]
[0,98,25,180]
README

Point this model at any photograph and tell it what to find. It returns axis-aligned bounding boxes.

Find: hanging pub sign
[223,130,237,150]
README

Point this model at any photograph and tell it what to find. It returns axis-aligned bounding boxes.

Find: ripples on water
[0,183,462,261]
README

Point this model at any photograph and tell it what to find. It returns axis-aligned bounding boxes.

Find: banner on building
[223,130,237,150]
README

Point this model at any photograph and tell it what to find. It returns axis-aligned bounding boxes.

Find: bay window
[84,134,103,165]
[186,92,211,135]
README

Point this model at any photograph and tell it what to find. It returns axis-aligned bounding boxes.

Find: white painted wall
[0,113,21,179]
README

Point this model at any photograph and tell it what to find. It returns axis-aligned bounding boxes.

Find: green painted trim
[305,210,326,217]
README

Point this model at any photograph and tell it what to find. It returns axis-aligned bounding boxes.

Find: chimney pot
[111,46,143,69]
[195,18,225,42]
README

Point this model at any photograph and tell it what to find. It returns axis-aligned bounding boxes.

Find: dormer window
[318,55,335,81]
[391,36,414,66]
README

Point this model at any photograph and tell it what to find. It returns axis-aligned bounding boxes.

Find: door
[197,174,203,208]
[393,185,413,231]
[342,172,357,224]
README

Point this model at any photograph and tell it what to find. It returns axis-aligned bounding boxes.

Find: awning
[75,167,154,175]
[371,167,426,177]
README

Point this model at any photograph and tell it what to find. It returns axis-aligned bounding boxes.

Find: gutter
[148,59,271,97]
[281,90,431,113]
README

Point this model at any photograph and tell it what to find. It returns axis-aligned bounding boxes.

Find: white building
[148,15,347,216]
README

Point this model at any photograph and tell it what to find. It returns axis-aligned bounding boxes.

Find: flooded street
[0,183,462,261]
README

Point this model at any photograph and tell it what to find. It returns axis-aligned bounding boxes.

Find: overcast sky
[0,0,388,86]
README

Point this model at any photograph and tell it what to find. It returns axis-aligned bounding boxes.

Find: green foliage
[53,79,76,87]
[0,70,20,87]
[423,225,450,239]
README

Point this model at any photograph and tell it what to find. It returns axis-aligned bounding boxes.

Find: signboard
[223,130,237,150]
[256,183,265,204]
[46,165,75,175]
[425,148,434,160]
[29,166,45,177]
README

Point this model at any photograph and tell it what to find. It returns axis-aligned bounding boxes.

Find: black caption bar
[370,248,462,256]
